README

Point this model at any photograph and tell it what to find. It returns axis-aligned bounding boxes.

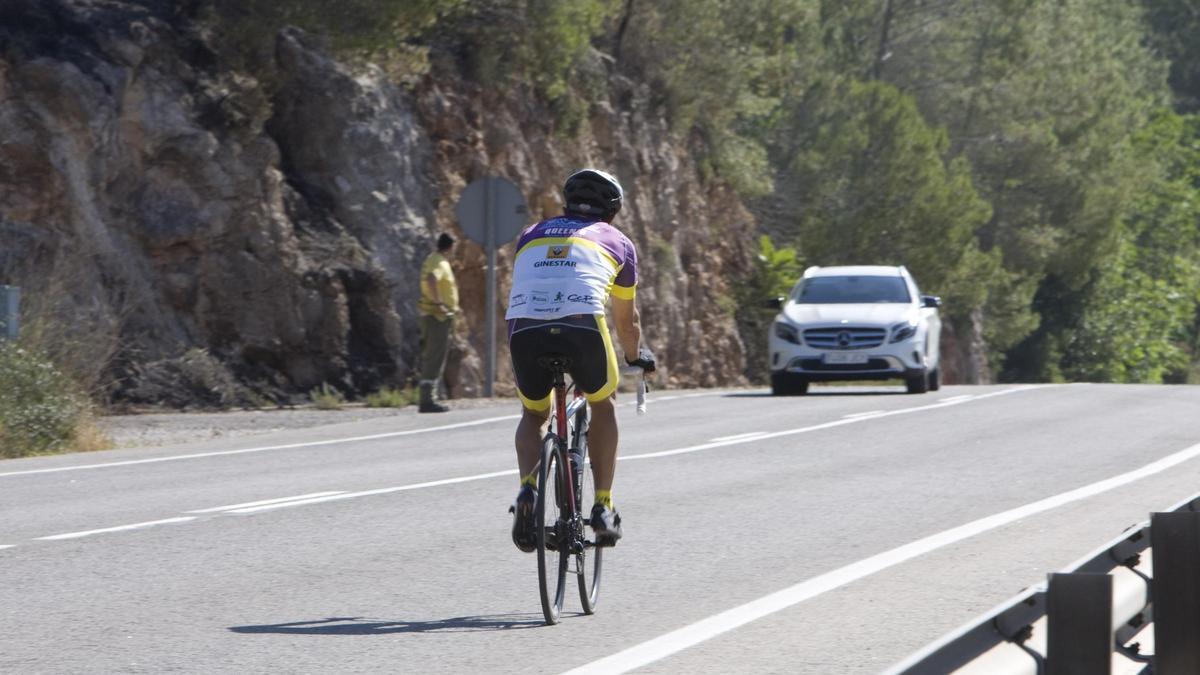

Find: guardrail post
[0,285,19,341]
[1046,572,1112,675]
[1152,511,1200,674]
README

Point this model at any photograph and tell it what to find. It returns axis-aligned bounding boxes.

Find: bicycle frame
[534,361,643,623]
[551,371,587,521]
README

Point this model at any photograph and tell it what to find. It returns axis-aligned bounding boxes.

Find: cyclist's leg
[568,315,621,511]
[588,395,617,493]
[516,406,550,478]
[509,319,555,481]
[585,393,622,543]
[508,320,558,553]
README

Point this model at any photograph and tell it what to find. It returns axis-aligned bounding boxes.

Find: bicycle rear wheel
[574,408,603,614]
[536,433,568,624]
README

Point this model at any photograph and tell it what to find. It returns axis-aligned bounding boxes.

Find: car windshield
[793,276,911,304]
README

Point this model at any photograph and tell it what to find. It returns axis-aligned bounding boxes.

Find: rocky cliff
[0,0,756,406]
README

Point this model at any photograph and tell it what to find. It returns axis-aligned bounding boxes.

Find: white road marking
[655,392,723,402]
[20,386,1047,540]
[709,432,771,442]
[186,491,346,513]
[37,517,197,541]
[226,469,518,514]
[0,545,14,550]
[225,386,1048,514]
[562,436,1200,675]
[622,386,1045,463]
[842,410,884,419]
[0,391,733,480]
[0,415,521,478]
[939,395,973,403]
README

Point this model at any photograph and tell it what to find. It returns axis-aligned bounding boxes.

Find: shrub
[365,386,417,408]
[0,344,108,458]
[731,235,803,384]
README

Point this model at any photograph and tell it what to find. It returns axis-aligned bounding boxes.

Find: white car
[767,265,942,395]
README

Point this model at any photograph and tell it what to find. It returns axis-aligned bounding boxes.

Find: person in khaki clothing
[418,233,459,413]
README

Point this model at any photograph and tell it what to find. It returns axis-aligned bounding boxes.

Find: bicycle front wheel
[536,433,568,625]
[577,459,603,613]
[574,409,602,614]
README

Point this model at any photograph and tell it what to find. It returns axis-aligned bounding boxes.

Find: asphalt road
[3,383,1200,674]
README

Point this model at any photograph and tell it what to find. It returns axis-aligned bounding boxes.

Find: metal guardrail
[886,494,1200,674]
[0,285,19,341]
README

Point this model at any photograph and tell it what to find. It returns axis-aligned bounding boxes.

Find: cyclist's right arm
[610,230,654,371]
[611,296,641,360]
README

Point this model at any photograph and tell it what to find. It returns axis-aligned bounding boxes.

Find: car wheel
[927,367,941,391]
[771,372,809,396]
[905,372,929,394]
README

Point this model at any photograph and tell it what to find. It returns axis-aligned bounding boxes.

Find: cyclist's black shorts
[508,314,619,412]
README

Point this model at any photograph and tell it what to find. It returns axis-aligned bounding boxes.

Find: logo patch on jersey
[546,245,571,259]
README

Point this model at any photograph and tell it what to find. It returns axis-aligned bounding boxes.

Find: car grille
[802,327,886,350]
[797,358,895,372]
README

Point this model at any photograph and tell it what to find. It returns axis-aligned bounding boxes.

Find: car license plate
[824,352,869,365]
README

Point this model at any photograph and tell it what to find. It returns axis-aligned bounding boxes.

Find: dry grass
[309,383,346,410]
[72,413,115,453]
[364,385,418,408]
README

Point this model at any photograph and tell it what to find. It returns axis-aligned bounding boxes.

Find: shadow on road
[229,614,545,635]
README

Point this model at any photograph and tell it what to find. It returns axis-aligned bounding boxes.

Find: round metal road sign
[454,176,529,248]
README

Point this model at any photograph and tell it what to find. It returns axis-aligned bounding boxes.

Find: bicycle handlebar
[619,366,648,415]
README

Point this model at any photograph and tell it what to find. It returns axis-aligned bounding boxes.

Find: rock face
[415,72,757,395]
[0,0,755,406]
[1,1,413,404]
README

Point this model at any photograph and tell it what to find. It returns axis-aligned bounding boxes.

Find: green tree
[1143,0,1200,112]
[444,0,619,111]
[847,0,1172,377]
[205,0,617,111]
[1061,112,1200,381]
[614,0,823,195]
[203,0,462,68]
[771,79,994,320]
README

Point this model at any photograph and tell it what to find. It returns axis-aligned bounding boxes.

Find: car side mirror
[764,296,784,310]
[922,295,941,309]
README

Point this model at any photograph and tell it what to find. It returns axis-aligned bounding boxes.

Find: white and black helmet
[563,168,623,219]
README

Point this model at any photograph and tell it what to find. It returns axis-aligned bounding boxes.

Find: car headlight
[774,322,801,345]
[890,320,918,343]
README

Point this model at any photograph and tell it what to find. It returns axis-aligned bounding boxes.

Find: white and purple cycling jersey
[505,215,638,320]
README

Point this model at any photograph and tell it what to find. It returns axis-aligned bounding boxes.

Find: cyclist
[506,168,655,552]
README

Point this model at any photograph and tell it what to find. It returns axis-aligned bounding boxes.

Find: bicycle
[533,355,647,625]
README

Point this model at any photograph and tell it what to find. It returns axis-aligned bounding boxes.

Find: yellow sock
[595,490,613,509]
[520,472,537,488]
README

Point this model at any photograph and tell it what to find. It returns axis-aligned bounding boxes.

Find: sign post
[0,285,19,342]
[455,177,529,397]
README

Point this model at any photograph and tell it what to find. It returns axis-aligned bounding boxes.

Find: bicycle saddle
[536,354,572,370]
